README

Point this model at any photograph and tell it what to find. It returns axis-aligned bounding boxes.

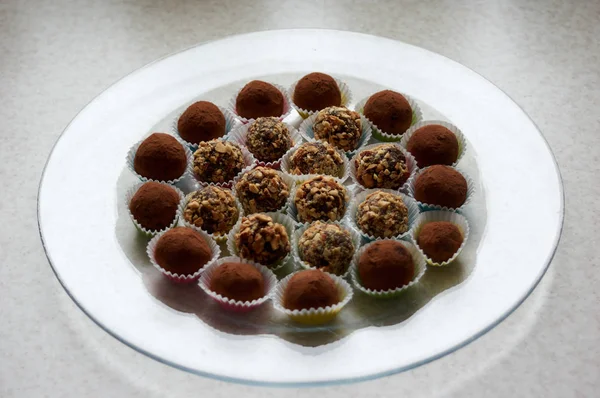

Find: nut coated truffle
[363,90,413,135]
[177,101,226,144]
[417,221,463,263]
[283,270,339,311]
[289,141,344,177]
[193,140,245,184]
[414,165,468,208]
[134,133,187,181]
[210,262,265,302]
[356,191,409,238]
[245,117,292,162]
[129,182,180,231]
[294,176,349,223]
[313,106,362,152]
[154,227,213,276]
[183,186,239,236]
[358,240,415,291]
[406,124,459,167]
[354,144,410,189]
[234,213,291,266]
[235,167,289,214]
[293,72,342,112]
[298,222,355,276]
[235,80,285,120]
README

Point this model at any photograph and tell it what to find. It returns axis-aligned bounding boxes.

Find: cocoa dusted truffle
[358,240,414,291]
[134,133,187,181]
[414,165,468,208]
[129,182,180,231]
[356,191,409,238]
[363,90,413,135]
[235,80,285,120]
[193,140,245,184]
[293,72,342,112]
[177,101,226,144]
[294,176,349,223]
[298,222,354,276]
[313,106,362,152]
[235,167,289,214]
[234,213,291,266]
[183,186,239,236]
[289,141,344,177]
[283,270,339,311]
[417,221,463,263]
[245,117,292,162]
[354,144,410,189]
[210,262,265,302]
[154,227,212,276]
[406,124,459,167]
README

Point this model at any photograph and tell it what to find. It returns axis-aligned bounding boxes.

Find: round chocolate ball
[192,140,246,184]
[129,182,180,231]
[417,221,463,263]
[177,101,226,144]
[234,213,291,266]
[235,167,290,215]
[154,227,212,276]
[210,262,265,302]
[313,106,362,152]
[134,133,187,181]
[183,186,239,236]
[289,141,344,177]
[358,240,415,291]
[293,72,342,112]
[406,124,459,167]
[235,80,284,120]
[283,270,339,311]
[298,222,355,276]
[245,117,292,162]
[414,165,468,208]
[354,144,410,189]
[363,90,413,135]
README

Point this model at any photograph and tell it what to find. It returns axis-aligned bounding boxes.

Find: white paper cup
[125,182,185,237]
[172,105,238,151]
[407,165,476,212]
[399,120,467,167]
[287,76,353,119]
[280,142,350,183]
[227,82,292,124]
[232,165,294,216]
[192,141,256,189]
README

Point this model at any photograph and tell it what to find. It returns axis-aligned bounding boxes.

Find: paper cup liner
[287,77,353,119]
[226,212,296,272]
[409,211,470,267]
[172,105,238,151]
[198,256,278,312]
[348,189,420,242]
[125,182,185,237]
[127,134,193,185]
[231,165,294,216]
[349,142,418,193]
[280,143,350,183]
[298,112,373,158]
[407,165,476,212]
[350,240,426,299]
[272,270,354,325]
[192,141,256,189]
[291,221,362,278]
[355,93,423,142]
[399,120,467,167]
[147,227,221,284]
[227,82,292,124]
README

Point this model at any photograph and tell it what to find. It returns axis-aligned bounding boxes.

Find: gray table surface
[1,0,599,397]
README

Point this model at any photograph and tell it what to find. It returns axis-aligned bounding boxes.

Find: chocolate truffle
[354,144,410,189]
[406,124,459,167]
[210,262,265,302]
[183,186,239,235]
[245,117,292,162]
[177,101,226,144]
[363,90,413,135]
[313,106,362,152]
[234,213,291,266]
[358,240,414,291]
[134,133,187,181]
[298,222,354,276]
[154,227,212,276]
[235,167,289,214]
[417,221,463,263]
[356,191,409,238]
[193,140,245,184]
[294,176,349,223]
[293,72,342,112]
[414,165,468,208]
[235,80,285,120]
[283,270,339,311]
[289,141,344,177]
[129,182,180,231]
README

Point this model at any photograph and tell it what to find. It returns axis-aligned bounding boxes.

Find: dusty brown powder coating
[193,140,245,184]
[313,106,362,152]
[235,167,289,214]
[406,124,459,167]
[298,222,354,276]
[358,240,414,291]
[283,270,339,311]
[363,90,413,135]
[234,214,291,266]
[414,165,468,208]
[235,80,284,120]
[417,221,463,263]
[134,133,187,181]
[294,176,349,223]
[354,144,410,189]
[129,182,180,231]
[289,141,344,177]
[210,262,265,302]
[293,72,342,112]
[154,227,212,276]
[177,101,226,144]
[245,117,292,162]
[356,191,409,238]
[183,186,239,235]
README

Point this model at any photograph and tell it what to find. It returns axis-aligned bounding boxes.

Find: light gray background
[1,0,599,397]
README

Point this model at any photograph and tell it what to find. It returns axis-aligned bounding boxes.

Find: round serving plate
[38,29,563,386]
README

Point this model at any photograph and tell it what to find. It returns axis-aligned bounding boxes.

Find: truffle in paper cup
[192,140,256,189]
[232,165,294,216]
[399,120,467,167]
[350,239,426,299]
[407,165,476,212]
[172,104,237,151]
[272,270,353,325]
[125,182,185,237]
[410,210,470,267]
[288,76,353,119]
[355,93,423,142]
[280,142,350,183]
[198,256,278,312]
[227,82,292,124]
[147,227,221,284]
